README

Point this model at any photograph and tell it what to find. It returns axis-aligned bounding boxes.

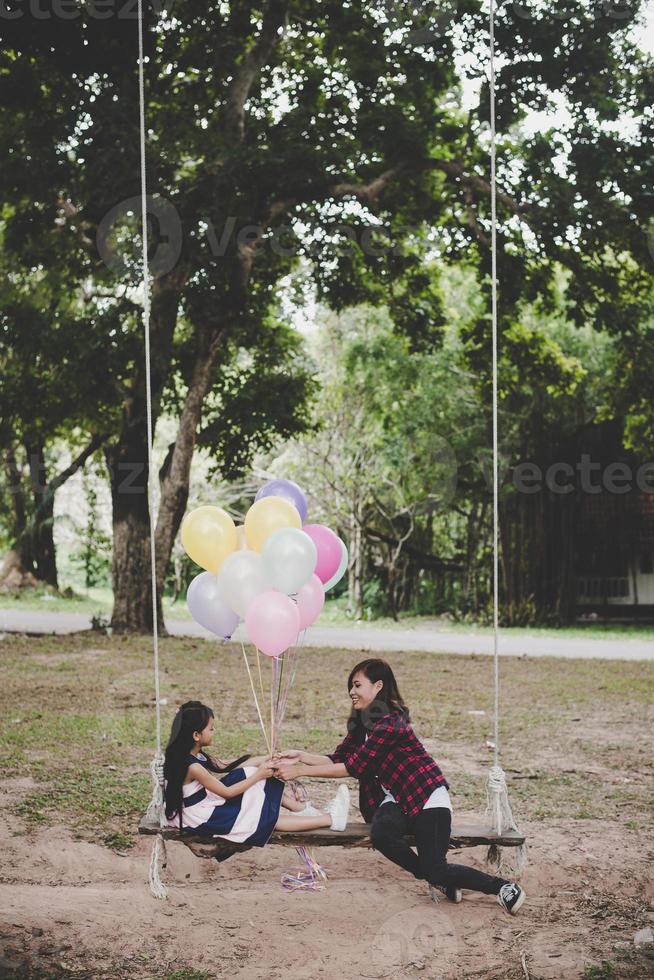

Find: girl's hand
[256,759,276,780]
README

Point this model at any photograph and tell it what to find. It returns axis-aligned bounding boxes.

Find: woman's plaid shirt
[328,712,449,822]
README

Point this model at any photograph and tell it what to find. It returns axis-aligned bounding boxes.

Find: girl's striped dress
[168,753,284,846]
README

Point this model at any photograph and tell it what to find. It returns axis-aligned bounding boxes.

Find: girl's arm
[189,761,274,799]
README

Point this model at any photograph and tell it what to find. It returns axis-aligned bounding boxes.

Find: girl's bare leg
[275,813,331,831]
[281,790,305,812]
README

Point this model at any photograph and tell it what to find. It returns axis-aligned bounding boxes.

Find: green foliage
[279,257,623,621]
[103,831,134,851]
[582,963,616,979]
[69,469,112,589]
[165,971,213,980]
[2,1,654,625]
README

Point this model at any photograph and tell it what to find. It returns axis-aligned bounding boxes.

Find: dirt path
[1,807,653,980]
[2,634,653,978]
[1,609,653,661]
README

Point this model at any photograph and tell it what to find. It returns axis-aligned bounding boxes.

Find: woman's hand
[273,761,304,782]
[274,749,303,763]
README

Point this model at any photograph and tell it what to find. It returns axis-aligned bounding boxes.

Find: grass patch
[165,971,214,980]
[103,830,134,850]
[583,964,616,979]
[0,633,652,840]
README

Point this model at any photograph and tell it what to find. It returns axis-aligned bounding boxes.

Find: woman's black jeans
[370,803,507,895]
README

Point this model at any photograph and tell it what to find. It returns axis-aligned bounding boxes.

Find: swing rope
[137,0,525,897]
[485,0,526,876]
[137,0,168,900]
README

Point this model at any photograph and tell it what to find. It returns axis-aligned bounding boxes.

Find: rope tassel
[149,834,168,901]
[485,765,527,878]
[146,751,168,899]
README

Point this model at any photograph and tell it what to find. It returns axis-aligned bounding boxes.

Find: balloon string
[240,642,271,755]
[270,655,276,755]
[281,846,328,892]
[282,629,305,721]
[276,646,296,732]
[275,650,285,731]
[276,627,306,736]
[255,647,266,714]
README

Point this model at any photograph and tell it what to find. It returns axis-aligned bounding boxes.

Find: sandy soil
[1,791,653,980]
[2,636,653,979]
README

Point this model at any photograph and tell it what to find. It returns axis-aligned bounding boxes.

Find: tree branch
[48,432,109,496]
[258,155,527,248]
[223,0,289,142]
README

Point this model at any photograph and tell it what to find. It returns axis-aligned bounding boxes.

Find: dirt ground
[0,634,653,979]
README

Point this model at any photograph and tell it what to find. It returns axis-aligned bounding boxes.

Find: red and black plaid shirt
[328,712,448,822]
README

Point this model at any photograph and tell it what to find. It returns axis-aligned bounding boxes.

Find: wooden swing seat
[138,811,525,859]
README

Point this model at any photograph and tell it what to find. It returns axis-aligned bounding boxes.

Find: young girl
[163,700,349,847]
[275,659,525,915]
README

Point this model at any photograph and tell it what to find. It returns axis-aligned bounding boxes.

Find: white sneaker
[324,784,350,831]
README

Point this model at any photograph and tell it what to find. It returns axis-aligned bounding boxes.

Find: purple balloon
[187,572,240,640]
[255,479,308,523]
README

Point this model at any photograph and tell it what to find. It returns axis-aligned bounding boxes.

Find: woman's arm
[275,762,348,781]
[190,761,274,799]
[276,750,334,766]
[301,752,335,766]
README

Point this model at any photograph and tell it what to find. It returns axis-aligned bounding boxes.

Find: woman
[275,658,525,915]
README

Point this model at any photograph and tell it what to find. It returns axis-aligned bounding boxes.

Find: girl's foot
[324,785,350,831]
[497,882,525,915]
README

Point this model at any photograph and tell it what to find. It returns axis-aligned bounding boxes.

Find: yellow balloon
[244,496,301,551]
[180,505,237,573]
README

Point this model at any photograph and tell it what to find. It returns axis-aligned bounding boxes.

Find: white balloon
[217,549,271,618]
[262,527,318,595]
[323,538,349,592]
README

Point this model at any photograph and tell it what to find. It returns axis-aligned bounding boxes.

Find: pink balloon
[295,573,325,630]
[302,524,342,584]
[245,590,301,658]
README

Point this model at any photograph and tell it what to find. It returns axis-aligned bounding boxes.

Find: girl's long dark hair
[163,700,250,828]
[346,658,410,733]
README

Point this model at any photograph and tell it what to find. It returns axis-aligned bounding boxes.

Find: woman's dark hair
[163,700,250,828]
[346,658,410,732]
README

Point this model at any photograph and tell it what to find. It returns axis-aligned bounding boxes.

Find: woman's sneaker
[429,884,463,904]
[497,882,525,915]
[325,785,350,831]
[300,803,323,817]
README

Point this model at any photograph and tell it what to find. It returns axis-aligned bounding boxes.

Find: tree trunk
[347,514,364,619]
[154,325,225,595]
[27,443,58,588]
[3,446,32,571]
[108,271,185,633]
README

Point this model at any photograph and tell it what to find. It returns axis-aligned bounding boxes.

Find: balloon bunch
[181,479,347,752]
